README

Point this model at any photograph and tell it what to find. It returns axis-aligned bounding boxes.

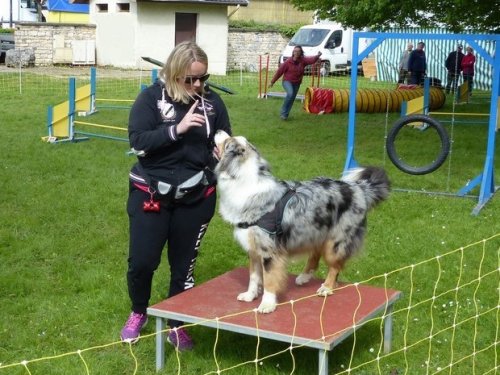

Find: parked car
[0,33,15,64]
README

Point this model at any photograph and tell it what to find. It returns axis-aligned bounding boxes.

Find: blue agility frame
[46,68,159,144]
[343,32,499,215]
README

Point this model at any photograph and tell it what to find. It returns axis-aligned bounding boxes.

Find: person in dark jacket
[408,42,427,85]
[445,44,464,94]
[120,41,232,350]
[269,46,321,120]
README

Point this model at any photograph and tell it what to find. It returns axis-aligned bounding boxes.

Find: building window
[96,3,108,12]
[117,3,130,12]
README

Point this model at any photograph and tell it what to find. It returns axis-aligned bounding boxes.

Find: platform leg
[155,317,166,371]
[383,304,394,353]
[318,349,328,375]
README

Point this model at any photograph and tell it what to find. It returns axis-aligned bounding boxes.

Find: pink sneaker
[167,327,194,351]
[120,312,148,343]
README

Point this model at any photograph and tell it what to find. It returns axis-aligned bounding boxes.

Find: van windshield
[289,29,330,47]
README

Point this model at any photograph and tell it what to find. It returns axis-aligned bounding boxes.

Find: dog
[214,131,390,313]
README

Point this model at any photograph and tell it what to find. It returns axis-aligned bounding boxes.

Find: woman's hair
[293,46,304,57]
[159,41,208,104]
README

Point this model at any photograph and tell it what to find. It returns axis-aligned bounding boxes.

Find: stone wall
[15,22,96,66]
[11,24,286,70]
[227,29,288,72]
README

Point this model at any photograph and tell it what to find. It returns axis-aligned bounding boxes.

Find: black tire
[386,114,450,175]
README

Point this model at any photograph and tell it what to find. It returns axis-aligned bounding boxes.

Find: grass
[0,69,499,374]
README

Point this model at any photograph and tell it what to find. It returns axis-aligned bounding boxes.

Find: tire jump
[386,114,450,175]
[304,86,445,114]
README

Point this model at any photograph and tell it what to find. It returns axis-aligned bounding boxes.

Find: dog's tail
[342,166,390,209]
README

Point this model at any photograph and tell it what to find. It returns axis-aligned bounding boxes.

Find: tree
[289,0,500,33]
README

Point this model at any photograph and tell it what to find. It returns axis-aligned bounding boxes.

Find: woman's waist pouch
[131,169,214,204]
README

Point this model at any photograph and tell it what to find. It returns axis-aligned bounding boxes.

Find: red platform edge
[148,267,402,350]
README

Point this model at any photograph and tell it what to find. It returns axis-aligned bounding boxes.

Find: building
[228,0,314,25]
[0,0,43,28]
[44,0,89,23]
[73,0,249,72]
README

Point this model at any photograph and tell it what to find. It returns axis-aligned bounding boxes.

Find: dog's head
[214,130,270,180]
[214,130,243,159]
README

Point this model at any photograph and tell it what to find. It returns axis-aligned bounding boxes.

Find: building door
[175,13,197,45]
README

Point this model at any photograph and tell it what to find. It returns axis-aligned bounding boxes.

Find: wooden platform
[148,267,402,375]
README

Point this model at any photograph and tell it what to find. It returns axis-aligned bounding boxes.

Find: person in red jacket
[269,46,321,120]
[461,46,476,97]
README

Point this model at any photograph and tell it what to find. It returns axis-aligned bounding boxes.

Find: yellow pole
[74,121,127,131]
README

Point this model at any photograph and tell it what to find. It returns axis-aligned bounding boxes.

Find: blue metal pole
[90,66,97,114]
[68,77,76,141]
[473,45,500,214]
[343,34,385,174]
[47,105,53,138]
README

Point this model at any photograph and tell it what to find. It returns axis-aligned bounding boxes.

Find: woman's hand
[176,100,205,135]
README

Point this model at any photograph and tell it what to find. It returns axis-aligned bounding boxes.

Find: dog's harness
[237,188,296,240]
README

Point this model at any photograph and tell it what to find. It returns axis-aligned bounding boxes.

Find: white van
[279,23,358,75]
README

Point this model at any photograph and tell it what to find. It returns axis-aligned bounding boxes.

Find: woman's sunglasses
[184,74,210,85]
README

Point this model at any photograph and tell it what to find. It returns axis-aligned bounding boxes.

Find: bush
[228,20,304,38]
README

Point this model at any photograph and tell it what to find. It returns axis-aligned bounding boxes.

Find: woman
[120,41,232,350]
[461,46,476,97]
[269,46,322,120]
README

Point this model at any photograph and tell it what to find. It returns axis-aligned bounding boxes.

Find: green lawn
[0,69,498,374]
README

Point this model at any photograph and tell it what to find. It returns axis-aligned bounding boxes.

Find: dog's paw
[295,272,313,286]
[257,301,277,314]
[237,291,257,302]
[316,283,335,296]
[256,290,277,313]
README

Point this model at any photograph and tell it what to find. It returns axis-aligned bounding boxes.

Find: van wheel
[321,61,330,76]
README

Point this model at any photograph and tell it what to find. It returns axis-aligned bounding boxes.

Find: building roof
[48,0,89,13]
